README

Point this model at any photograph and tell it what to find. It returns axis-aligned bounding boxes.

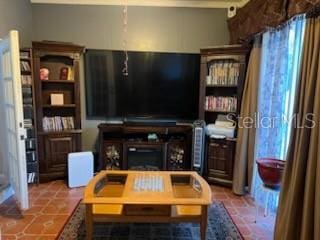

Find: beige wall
[0,0,32,180]
[0,0,32,46]
[32,4,230,151]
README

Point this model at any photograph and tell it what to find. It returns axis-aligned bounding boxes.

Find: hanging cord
[122,4,129,76]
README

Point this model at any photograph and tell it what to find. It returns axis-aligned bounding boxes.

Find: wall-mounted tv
[85,49,200,121]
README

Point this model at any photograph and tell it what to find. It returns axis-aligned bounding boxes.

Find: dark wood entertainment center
[98,123,193,172]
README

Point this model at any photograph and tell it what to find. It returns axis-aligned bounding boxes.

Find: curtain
[288,0,320,18]
[275,16,320,240]
[251,16,305,207]
[228,0,320,44]
[232,39,261,195]
[228,0,287,44]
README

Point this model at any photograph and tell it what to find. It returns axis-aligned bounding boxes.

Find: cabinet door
[42,135,76,177]
[207,140,234,181]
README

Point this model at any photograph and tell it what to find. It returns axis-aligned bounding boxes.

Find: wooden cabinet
[206,138,235,186]
[198,45,250,187]
[32,41,84,182]
[38,133,81,182]
[98,124,193,171]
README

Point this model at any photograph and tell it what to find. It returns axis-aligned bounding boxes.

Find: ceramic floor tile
[0,180,275,239]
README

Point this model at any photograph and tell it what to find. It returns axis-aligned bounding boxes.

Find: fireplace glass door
[126,144,164,170]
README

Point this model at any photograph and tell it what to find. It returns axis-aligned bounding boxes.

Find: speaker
[192,120,205,175]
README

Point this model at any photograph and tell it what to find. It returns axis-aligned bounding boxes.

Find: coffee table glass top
[84,170,211,205]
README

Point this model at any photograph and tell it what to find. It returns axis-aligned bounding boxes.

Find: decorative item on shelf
[105,145,120,170]
[206,114,236,138]
[40,68,49,80]
[50,93,64,105]
[168,144,185,170]
[147,133,158,141]
[59,67,68,80]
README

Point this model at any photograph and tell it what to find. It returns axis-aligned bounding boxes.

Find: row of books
[205,96,237,112]
[20,51,30,60]
[42,116,75,131]
[207,61,240,86]
[24,119,33,128]
[26,151,36,162]
[20,61,31,71]
[21,75,32,85]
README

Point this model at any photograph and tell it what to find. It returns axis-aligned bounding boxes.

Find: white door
[0,30,28,209]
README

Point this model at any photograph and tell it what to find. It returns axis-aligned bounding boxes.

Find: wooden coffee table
[83,170,212,240]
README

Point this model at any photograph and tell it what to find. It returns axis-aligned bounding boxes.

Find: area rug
[58,202,243,240]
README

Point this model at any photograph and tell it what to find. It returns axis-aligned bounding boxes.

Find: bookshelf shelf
[41,79,75,84]
[21,70,32,75]
[205,110,237,113]
[38,129,82,135]
[42,104,76,108]
[33,41,84,183]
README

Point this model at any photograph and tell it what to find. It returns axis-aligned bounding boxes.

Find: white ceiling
[30,0,250,9]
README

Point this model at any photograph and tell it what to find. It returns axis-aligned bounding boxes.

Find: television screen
[85,49,200,120]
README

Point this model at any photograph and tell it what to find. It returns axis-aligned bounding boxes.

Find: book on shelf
[59,66,74,80]
[24,119,33,128]
[42,116,75,131]
[26,151,36,162]
[23,105,33,119]
[20,61,31,71]
[67,66,74,80]
[22,86,32,98]
[27,172,36,183]
[21,75,32,85]
[205,96,237,112]
[207,61,240,86]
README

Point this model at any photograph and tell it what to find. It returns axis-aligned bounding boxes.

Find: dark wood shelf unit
[20,48,39,184]
[32,41,84,183]
[198,45,250,187]
[98,123,193,172]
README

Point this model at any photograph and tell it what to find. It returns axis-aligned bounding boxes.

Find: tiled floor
[0,181,275,240]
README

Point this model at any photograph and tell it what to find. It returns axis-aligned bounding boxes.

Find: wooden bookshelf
[20,48,39,184]
[32,41,84,183]
[198,45,250,187]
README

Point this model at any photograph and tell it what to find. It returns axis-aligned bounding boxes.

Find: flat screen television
[85,49,200,121]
